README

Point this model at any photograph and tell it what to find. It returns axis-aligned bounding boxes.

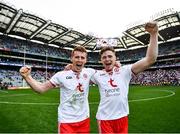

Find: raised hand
[64,64,73,71]
[19,66,31,79]
[115,60,121,68]
[145,21,158,34]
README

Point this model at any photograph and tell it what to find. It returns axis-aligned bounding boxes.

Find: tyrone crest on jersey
[83,73,88,79]
[108,78,117,87]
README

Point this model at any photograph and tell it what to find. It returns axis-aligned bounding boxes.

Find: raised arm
[19,66,54,93]
[132,21,159,74]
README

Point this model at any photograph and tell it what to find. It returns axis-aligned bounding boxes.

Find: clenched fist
[145,21,158,34]
[19,66,31,78]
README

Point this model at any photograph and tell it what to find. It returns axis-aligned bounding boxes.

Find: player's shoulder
[55,70,72,76]
[93,69,104,77]
[83,67,96,74]
[121,64,132,70]
[119,65,133,75]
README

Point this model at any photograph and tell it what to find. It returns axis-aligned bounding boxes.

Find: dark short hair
[71,46,87,56]
[100,46,115,56]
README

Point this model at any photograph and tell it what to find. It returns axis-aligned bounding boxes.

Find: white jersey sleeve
[90,70,98,84]
[50,71,63,87]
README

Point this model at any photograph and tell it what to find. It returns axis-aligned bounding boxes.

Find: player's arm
[19,66,54,93]
[132,21,159,74]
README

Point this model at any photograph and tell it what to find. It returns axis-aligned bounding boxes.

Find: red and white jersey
[91,65,132,120]
[50,68,95,123]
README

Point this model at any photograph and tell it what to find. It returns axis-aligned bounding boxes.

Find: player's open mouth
[105,63,112,66]
[76,64,83,67]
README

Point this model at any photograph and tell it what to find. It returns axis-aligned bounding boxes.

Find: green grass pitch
[0,85,180,133]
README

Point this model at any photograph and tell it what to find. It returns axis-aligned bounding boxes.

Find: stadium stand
[0,1,180,88]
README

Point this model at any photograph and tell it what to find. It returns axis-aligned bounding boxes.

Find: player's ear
[85,55,87,63]
[70,58,73,62]
[70,53,73,62]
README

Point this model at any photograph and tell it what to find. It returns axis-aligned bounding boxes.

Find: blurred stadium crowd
[0,35,180,89]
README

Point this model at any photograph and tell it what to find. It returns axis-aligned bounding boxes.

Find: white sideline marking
[0,94,29,98]
[0,93,57,105]
[0,101,58,105]
[129,90,175,102]
[0,90,175,105]
[0,90,8,93]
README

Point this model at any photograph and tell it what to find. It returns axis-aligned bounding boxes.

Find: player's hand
[19,66,31,78]
[64,64,73,71]
[115,60,121,68]
[145,21,158,34]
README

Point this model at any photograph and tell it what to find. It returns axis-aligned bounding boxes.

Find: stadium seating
[0,35,180,88]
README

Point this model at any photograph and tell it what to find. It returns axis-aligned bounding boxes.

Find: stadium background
[0,1,180,133]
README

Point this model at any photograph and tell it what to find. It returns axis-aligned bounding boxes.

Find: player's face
[71,51,87,73]
[101,50,116,72]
